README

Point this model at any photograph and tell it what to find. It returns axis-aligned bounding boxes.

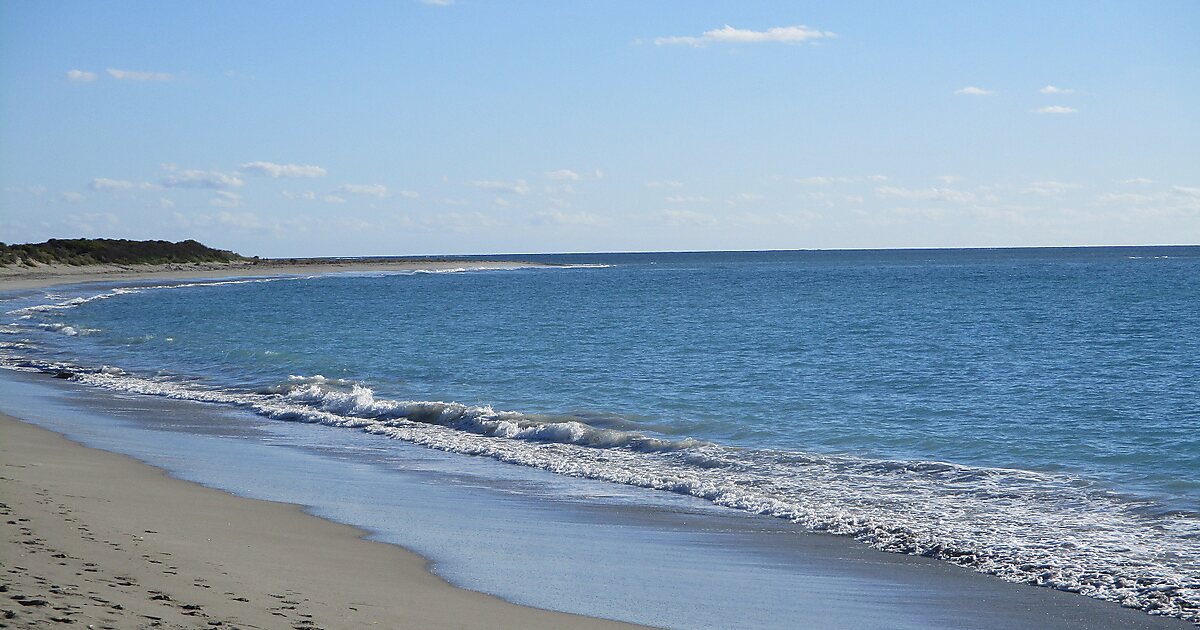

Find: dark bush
[0,239,246,267]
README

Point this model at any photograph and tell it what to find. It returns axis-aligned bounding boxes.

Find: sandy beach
[0,413,643,629]
[0,258,540,291]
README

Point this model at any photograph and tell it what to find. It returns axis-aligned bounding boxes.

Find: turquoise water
[3,246,1199,621]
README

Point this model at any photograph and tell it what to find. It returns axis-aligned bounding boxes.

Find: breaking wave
[2,359,1196,623]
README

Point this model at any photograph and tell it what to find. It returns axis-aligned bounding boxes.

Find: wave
[3,359,1197,623]
[5,277,300,317]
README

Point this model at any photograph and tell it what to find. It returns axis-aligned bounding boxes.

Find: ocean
[2,246,1198,626]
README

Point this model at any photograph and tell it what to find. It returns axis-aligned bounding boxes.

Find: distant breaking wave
[1,358,1196,623]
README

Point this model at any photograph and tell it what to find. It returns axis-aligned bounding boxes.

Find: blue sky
[2,1,1197,256]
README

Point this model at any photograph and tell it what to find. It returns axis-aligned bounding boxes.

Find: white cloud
[66,69,96,83]
[955,86,994,96]
[876,186,976,203]
[665,195,711,204]
[732,192,764,202]
[158,197,175,209]
[90,177,160,192]
[1022,181,1079,195]
[106,68,173,82]
[530,210,602,226]
[656,24,834,47]
[1034,106,1077,114]
[322,194,348,204]
[659,209,717,227]
[162,167,244,189]
[646,180,684,189]
[594,169,605,179]
[1040,85,1075,94]
[398,190,420,198]
[90,178,134,191]
[545,169,581,181]
[1118,177,1154,185]
[470,179,530,195]
[240,161,327,178]
[936,175,963,184]
[866,175,889,182]
[59,192,84,203]
[336,183,388,198]
[1174,186,1200,197]
[493,196,514,208]
[211,191,243,208]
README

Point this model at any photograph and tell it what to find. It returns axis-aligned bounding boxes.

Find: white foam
[4,364,1190,623]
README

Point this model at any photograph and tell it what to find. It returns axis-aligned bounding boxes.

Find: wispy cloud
[59,192,84,203]
[1118,177,1154,185]
[161,167,244,189]
[211,191,243,208]
[646,180,684,189]
[240,161,327,178]
[1040,85,1075,94]
[665,195,711,204]
[656,24,834,47]
[659,209,717,226]
[545,169,581,181]
[90,177,160,192]
[66,69,96,83]
[1034,106,1077,114]
[1022,181,1079,195]
[337,184,389,198]
[876,186,976,203]
[106,68,173,82]
[955,86,994,96]
[530,210,602,226]
[470,179,530,195]
[420,0,454,5]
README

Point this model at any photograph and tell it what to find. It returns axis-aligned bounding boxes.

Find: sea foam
[1,362,1191,623]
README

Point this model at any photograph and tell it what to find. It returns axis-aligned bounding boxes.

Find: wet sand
[0,413,642,629]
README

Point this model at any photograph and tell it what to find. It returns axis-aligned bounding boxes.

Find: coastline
[0,258,540,291]
[0,412,644,629]
[1,257,1195,629]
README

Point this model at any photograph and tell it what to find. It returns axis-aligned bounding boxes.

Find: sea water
[2,246,1198,623]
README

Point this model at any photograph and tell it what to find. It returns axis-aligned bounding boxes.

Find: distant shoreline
[0,258,546,291]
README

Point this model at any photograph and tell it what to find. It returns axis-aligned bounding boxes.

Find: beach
[0,258,540,291]
[0,412,640,629]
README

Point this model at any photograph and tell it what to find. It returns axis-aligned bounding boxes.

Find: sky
[1,1,1197,257]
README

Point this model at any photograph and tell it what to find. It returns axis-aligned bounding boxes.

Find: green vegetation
[0,239,248,267]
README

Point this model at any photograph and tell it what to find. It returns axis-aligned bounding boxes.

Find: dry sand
[0,259,540,291]
[0,413,643,629]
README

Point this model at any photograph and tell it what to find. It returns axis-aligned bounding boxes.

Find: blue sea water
[2,246,1199,623]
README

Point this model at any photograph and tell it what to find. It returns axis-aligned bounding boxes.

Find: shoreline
[2,259,1195,628]
[0,258,542,291]
[1,374,1194,630]
[0,412,644,629]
